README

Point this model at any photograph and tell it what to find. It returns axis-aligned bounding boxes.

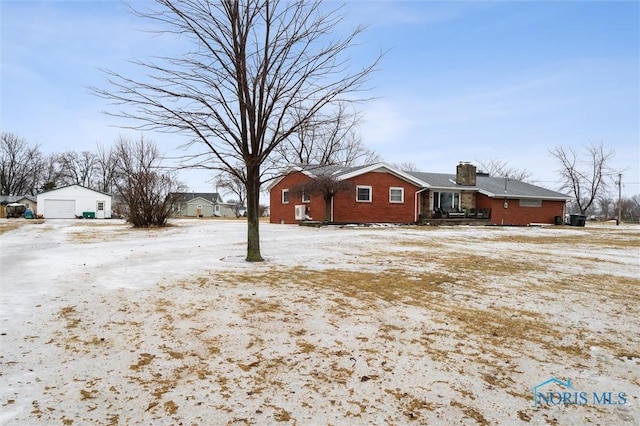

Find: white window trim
[389,187,404,203]
[282,189,290,204]
[356,185,372,203]
[302,192,311,203]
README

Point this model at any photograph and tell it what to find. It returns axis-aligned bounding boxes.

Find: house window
[433,191,460,210]
[97,202,104,211]
[389,187,404,203]
[519,199,542,207]
[356,185,372,202]
[302,192,311,203]
[282,189,289,204]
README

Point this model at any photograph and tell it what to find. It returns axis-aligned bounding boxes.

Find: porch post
[415,188,429,222]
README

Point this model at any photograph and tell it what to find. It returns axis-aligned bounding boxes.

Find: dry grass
[0,219,44,234]
[492,227,640,249]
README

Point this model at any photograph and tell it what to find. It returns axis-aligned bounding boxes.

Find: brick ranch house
[268,163,571,226]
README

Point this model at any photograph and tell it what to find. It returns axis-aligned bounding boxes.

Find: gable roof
[173,192,225,203]
[267,162,426,189]
[181,196,215,206]
[0,195,37,205]
[37,184,112,197]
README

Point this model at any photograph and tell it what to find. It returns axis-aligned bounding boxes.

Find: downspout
[415,188,429,223]
[331,196,334,222]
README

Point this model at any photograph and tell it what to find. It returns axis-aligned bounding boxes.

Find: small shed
[36,185,112,219]
[0,195,37,218]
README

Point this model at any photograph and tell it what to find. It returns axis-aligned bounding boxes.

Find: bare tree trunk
[324,195,332,222]
[245,162,262,261]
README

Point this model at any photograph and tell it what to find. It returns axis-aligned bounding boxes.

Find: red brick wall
[333,172,419,223]
[476,194,565,225]
[270,170,420,224]
[269,172,322,224]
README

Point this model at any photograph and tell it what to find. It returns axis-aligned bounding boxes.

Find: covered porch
[417,189,491,222]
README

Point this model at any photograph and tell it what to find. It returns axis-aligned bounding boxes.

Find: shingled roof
[271,163,571,200]
[405,171,570,200]
[172,192,226,203]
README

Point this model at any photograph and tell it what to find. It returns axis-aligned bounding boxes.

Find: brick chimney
[456,162,476,186]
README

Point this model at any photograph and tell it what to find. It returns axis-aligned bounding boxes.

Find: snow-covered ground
[1,218,638,425]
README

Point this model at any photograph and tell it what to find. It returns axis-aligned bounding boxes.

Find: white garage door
[44,199,75,218]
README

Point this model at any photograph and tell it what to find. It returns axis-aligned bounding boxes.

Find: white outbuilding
[36,185,112,219]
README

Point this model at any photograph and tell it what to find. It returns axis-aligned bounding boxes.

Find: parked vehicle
[6,203,27,218]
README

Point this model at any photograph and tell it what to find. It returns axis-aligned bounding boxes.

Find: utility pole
[617,173,622,226]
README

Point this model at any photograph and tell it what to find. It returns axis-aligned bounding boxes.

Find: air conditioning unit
[294,204,306,221]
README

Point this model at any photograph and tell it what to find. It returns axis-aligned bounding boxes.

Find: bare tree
[38,154,63,192]
[0,132,43,195]
[95,143,118,193]
[215,165,247,217]
[392,161,419,172]
[549,143,615,215]
[618,195,640,222]
[626,195,640,222]
[113,136,185,227]
[596,194,614,219]
[276,102,380,167]
[92,0,379,261]
[289,172,353,222]
[57,151,98,188]
[476,158,532,181]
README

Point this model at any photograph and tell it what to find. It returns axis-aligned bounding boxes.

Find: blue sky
[1,0,639,196]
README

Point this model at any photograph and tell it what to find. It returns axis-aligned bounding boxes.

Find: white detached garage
[37,185,112,219]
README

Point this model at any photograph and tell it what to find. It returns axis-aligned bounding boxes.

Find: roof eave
[478,189,572,200]
[337,162,428,187]
[265,164,318,190]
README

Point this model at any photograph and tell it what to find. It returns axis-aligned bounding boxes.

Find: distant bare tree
[290,173,353,222]
[476,158,532,181]
[38,154,63,192]
[619,195,640,222]
[0,132,43,195]
[629,195,640,222]
[215,165,247,217]
[549,143,614,215]
[95,144,118,193]
[392,161,419,172]
[92,0,379,261]
[277,102,380,167]
[596,194,614,219]
[58,151,97,188]
[113,136,185,227]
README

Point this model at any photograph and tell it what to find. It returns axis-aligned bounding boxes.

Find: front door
[96,201,105,219]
